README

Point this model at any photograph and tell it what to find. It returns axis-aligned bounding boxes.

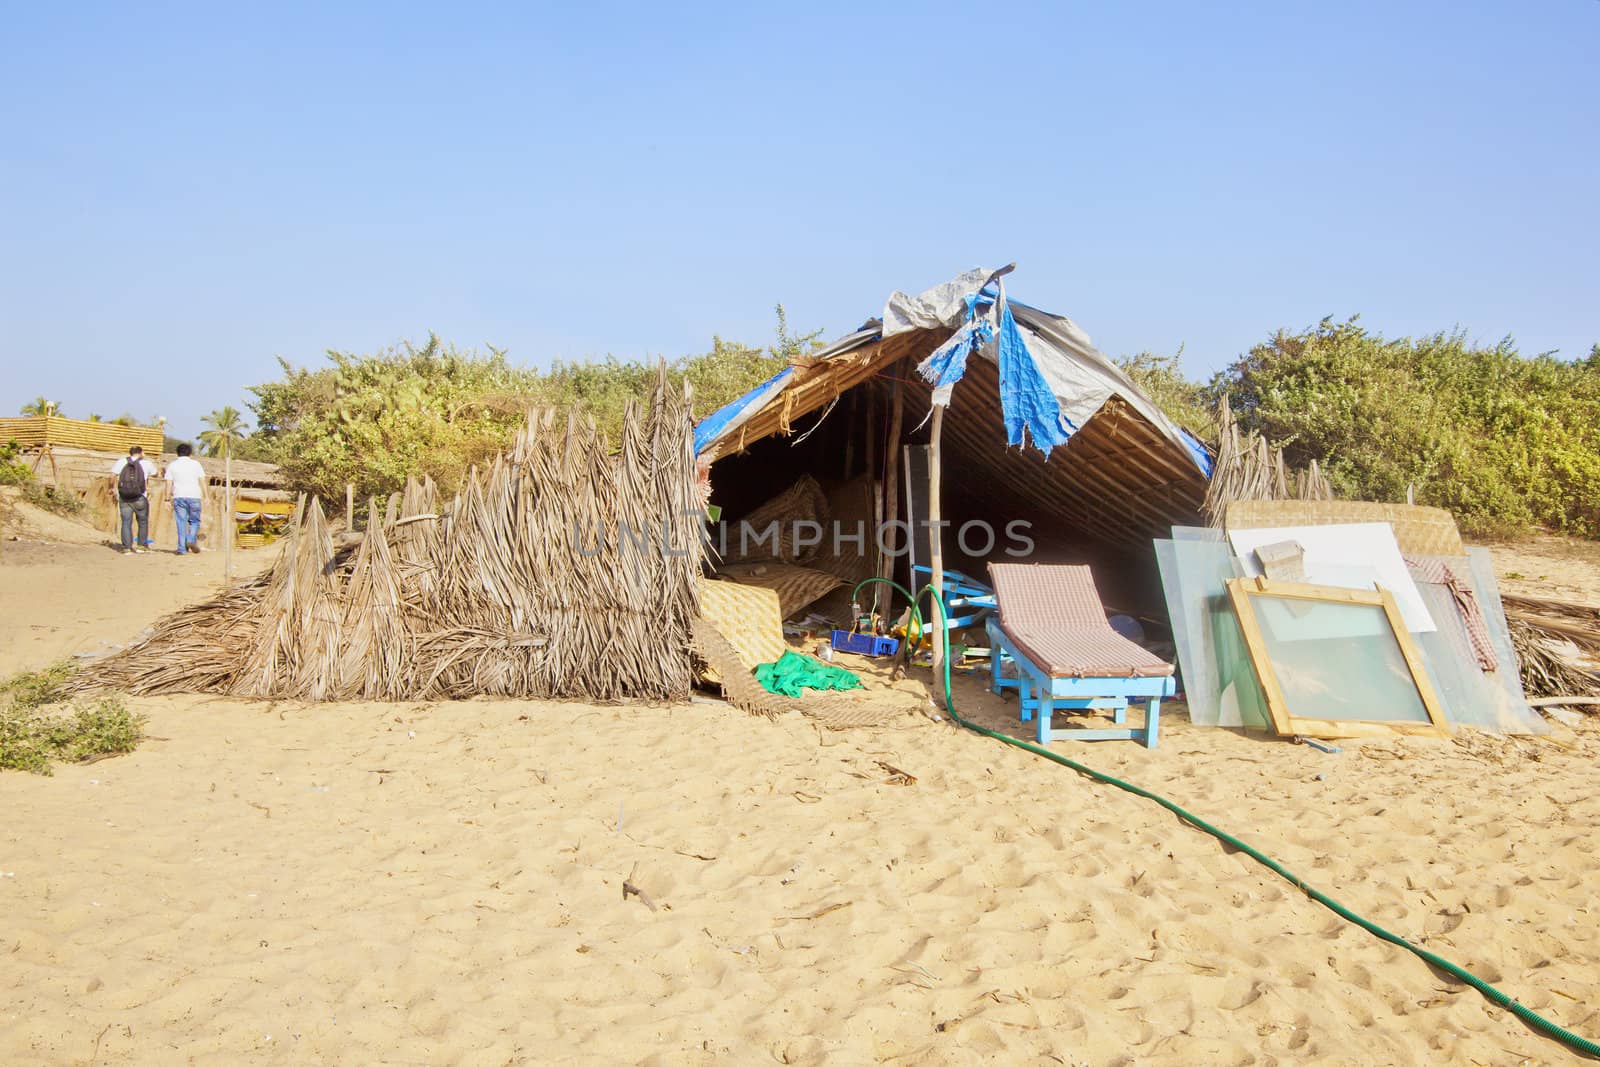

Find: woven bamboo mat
[697,581,785,682]
[689,617,925,729]
[713,561,844,619]
[1224,499,1465,558]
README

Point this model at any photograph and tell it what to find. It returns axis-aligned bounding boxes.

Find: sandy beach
[3,510,1598,1065]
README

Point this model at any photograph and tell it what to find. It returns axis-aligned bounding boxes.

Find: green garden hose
[851,577,1600,1059]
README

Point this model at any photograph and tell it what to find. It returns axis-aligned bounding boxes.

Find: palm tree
[19,397,56,417]
[199,405,248,585]
[198,406,247,458]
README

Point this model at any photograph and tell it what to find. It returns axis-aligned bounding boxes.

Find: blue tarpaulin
[1179,428,1215,478]
[994,295,1069,452]
[692,268,1213,497]
[917,319,992,404]
[915,282,1068,453]
[692,367,794,455]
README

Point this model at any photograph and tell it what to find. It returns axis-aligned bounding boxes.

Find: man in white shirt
[110,446,158,554]
[164,442,208,555]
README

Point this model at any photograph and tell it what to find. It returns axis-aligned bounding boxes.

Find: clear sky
[2,1,1595,439]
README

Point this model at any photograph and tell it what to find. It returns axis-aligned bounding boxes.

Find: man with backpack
[110,445,157,554]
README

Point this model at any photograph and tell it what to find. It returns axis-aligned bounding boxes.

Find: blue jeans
[174,497,202,552]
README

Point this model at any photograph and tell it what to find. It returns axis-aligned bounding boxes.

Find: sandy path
[0,527,275,676]
[2,525,1598,1064]
[1483,533,1600,604]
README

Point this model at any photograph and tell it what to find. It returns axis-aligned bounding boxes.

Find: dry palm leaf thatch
[1510,617,1600,700]
[1502,593,1600,701]
[335,501,409,700]
[85,367,706,704]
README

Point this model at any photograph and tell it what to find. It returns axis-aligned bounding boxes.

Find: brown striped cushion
[988,563,1174,679]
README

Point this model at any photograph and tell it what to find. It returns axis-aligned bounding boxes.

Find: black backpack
[117,458,147,500]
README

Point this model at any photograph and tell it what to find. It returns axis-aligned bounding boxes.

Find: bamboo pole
[928,405,948,676]
[876,381,904,617]
[346,483,354,529]
[223,446,233,585]
[864,386,877,488]
[841,390,855,480]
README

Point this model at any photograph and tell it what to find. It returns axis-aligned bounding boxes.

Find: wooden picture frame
[1224,576,1450,739]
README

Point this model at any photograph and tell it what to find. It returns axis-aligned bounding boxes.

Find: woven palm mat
[1225,499,1465,557]
[697,580,785,680]
[723,474,831,563]
[689,617,925,729]
[713,561,843,619]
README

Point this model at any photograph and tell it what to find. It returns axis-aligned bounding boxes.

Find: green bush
[247,309,816,502]
[1116,349,1219,440]
[0,439,85,517]
[0,665,144,775]
[248,335,541,500]
[1,662,75,709]
[21,480,83,517]
[0,440,30,486]
[1213,319,1600,538]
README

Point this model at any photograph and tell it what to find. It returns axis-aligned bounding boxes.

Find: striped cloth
[1405,556,1498,671]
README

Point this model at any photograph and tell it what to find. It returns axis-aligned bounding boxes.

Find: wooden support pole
[864,386,877,490]
[841,390,854,480]
[928,405,948,676]
[346,482,355,529]
[223,448,233,586]
[877,381,904,618]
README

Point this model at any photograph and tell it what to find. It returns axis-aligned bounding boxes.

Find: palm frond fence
[92,372,705,702]
[1202,394,1334,525]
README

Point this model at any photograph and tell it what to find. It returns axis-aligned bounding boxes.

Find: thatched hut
[695,266,1212,637]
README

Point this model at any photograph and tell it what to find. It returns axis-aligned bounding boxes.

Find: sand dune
[2,526,1598,1064]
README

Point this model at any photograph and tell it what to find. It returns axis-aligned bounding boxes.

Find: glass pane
[1460,550,1546,733]
[1155,540,1208,721]
[1246,593,1431,724]
[1214,579,1271,731]
[1170,526,1224,542]
[1157,539,1270,729]
[1411,581,1542,733]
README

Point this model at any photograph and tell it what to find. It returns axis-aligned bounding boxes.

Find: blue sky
[2,1,1595,439]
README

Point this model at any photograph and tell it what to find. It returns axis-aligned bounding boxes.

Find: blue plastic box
[830,630,899,657]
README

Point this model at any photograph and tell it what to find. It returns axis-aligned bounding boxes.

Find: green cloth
[753,651,864,698]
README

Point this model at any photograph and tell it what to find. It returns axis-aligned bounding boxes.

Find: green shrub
[247,308,816,502]
[1,661,75,709]
[1116,349,1219,440]
[0,440,30,486]
[0,439,85,517]
[0,665,144,775]
[1215,320,1600,538]
[21,480,83,517]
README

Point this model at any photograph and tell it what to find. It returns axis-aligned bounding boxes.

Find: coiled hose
[854,577,1600,1059]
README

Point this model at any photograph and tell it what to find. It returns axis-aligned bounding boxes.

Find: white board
[1228,523,1436,633]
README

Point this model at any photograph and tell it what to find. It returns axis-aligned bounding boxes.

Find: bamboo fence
[87,372,706,702]
[0,416,163,455]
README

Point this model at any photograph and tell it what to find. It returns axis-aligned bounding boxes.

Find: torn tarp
[914,274,1068,452]
[994,288,1068,452]
[694,266,1212,482]
[692,366,795,455]
[917,318,992,407]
